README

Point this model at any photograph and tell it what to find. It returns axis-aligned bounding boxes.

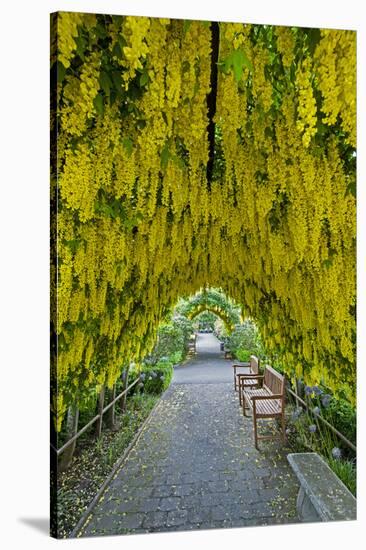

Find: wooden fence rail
[51,376,140,456]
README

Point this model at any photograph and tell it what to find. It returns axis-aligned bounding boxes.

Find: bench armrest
[237,374,263,379]
[232,363,250,368]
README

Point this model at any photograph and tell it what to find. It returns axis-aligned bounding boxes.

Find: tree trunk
[58,404,79,472]
[95,385,105,438]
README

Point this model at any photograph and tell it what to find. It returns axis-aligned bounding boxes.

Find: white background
[0,1,364,548]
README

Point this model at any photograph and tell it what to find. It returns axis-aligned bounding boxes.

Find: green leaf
[122,137,133,157]
[111,71,123,93]
[111,15,123,26]
[109,90,117,106]
[233,49,253,79]
[329,248,337,258]
[183,20,192,35]
[99,70,113,97]
[139,70,149,87]
[307,28,321,56]
[93,93,104,116]
[69,136,80,153]
[112,41,123,59]
[182,60,190,73]
[74,34,87,61]
[219,49,253,82]
[95,22,108,39]
[57,61,66,83]
[346,179,356,198]
[172,155,186,170]
[118,34,127,49]
[322,259,333,269]
[63,238,81,254]
[160,143,170,170]
[124,213,144,231]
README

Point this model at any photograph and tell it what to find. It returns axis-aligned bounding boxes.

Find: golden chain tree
[51,14,356,431]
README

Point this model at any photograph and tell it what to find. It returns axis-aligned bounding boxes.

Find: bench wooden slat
[244,388,282,416]
[239,378,262,387]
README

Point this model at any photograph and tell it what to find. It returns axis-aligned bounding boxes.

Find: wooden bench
[287,452,356,522]
[187,335,196,355]
[188,342,196,354]
[233,355,260,404]
[242,365,286,449]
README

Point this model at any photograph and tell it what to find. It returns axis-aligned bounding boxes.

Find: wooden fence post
[59,404,79,472]
[105,384,119,430]
[120,366,130,413]
[95,385,105,438]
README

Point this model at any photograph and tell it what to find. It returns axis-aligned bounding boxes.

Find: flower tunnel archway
[187,306,236,333]
[177,289,242,332]
[51,14,356,431]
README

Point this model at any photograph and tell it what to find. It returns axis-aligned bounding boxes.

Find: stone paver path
[79,333,299,538]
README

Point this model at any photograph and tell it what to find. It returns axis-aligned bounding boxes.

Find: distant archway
[178,289,241,332]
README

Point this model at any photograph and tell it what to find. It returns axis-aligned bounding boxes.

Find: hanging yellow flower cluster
[314,29,356,147]
[51,13,356,431]
[296,57,318,147]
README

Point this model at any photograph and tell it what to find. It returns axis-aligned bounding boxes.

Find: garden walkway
[78,333,299,538]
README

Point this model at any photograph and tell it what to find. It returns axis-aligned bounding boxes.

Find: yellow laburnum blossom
[314,29,356,147]
[275,26,294,69]
[57,12,83,68]
[59,142,98,222]
[296,57,317,147]
[122,16,151,83]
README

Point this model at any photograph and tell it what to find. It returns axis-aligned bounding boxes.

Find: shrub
[235,348,251,362]
[322,397,356,450]
[147,315,194,364]
[226,319,264,357]
[170,350,183,365]
[328,458,356,496]
[140,360,173,395]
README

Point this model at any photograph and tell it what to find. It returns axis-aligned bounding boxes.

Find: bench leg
[253,409,259,450]
[242,393,248,416]
[296,487,319,522]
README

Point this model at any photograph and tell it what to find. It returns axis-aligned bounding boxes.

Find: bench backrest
[263,365,285,397]
[249,355,259,375]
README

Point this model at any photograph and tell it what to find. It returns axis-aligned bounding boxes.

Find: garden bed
[56,393,158,538]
